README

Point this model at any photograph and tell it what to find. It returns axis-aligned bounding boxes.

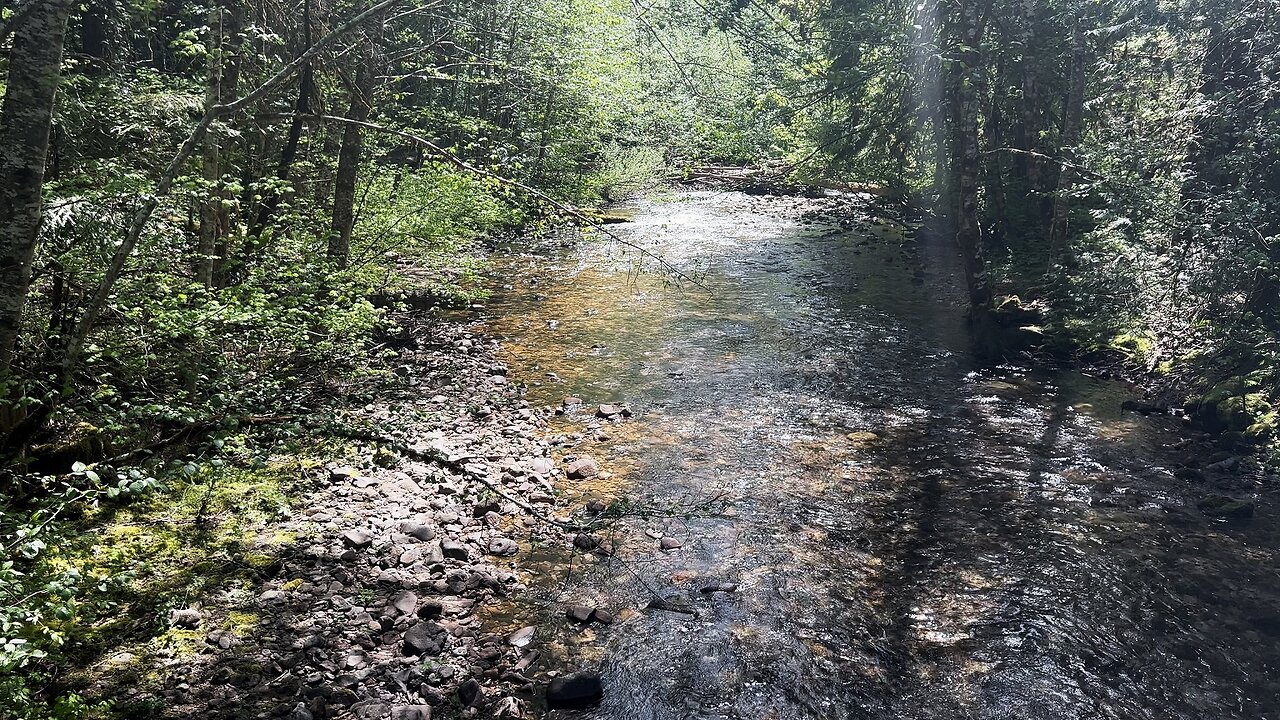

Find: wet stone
[572,534,600,551]
[546,671,604,710]
[659,537,683,550]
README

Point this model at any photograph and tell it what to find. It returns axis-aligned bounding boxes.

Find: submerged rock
[1197,494,1255,518]
[546,671,604,710]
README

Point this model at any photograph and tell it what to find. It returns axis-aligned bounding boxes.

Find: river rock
[390,706,431,720]
[572,534,600,551]
[585,498,607,514]
[400,520,436,542]
[402,622,448,656]
[596,404,632,419]
[1197,494,1255,518]
[507,626,536,647]
[659,537,683,550]
[566,457,600,479]
[546,671,604,710]
[488,538,519,556]
[441,540,470,561]
[342,530,373,549]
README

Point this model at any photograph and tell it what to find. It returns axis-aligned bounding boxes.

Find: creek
[482,190,1280,720]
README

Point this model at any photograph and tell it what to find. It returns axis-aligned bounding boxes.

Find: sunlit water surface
[481,191,1280,720]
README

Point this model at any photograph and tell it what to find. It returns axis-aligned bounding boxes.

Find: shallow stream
[482,190,1280,720]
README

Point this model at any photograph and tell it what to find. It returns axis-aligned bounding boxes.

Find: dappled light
[1,1,1278,719]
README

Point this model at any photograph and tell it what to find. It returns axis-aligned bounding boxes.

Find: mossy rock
[1197,494,1255,518]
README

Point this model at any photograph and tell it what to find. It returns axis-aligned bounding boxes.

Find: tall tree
[0,0,74,375]
[952,0,995,309]
[328,41,377,269]
[1047,16,1087,266]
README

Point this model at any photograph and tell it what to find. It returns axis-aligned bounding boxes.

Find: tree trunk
[0,0,73,374]
[1015,0,1040,191]
[1047,19,1086,267]
[953,0,994,310]
[198,2,242,287]
[328,48,375,269]
[246,0,314,252]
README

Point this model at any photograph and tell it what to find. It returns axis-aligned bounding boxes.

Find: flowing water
[481,190,1280,720]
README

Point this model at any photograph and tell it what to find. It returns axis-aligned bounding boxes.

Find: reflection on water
[482,191,1280,720]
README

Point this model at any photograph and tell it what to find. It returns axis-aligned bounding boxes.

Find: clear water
[482,190,1280,720]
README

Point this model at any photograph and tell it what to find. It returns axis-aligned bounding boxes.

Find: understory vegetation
[1,0,1278,715]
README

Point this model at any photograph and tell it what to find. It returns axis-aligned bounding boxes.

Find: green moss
[1109,332,1155,361]
[225,611,258,634]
